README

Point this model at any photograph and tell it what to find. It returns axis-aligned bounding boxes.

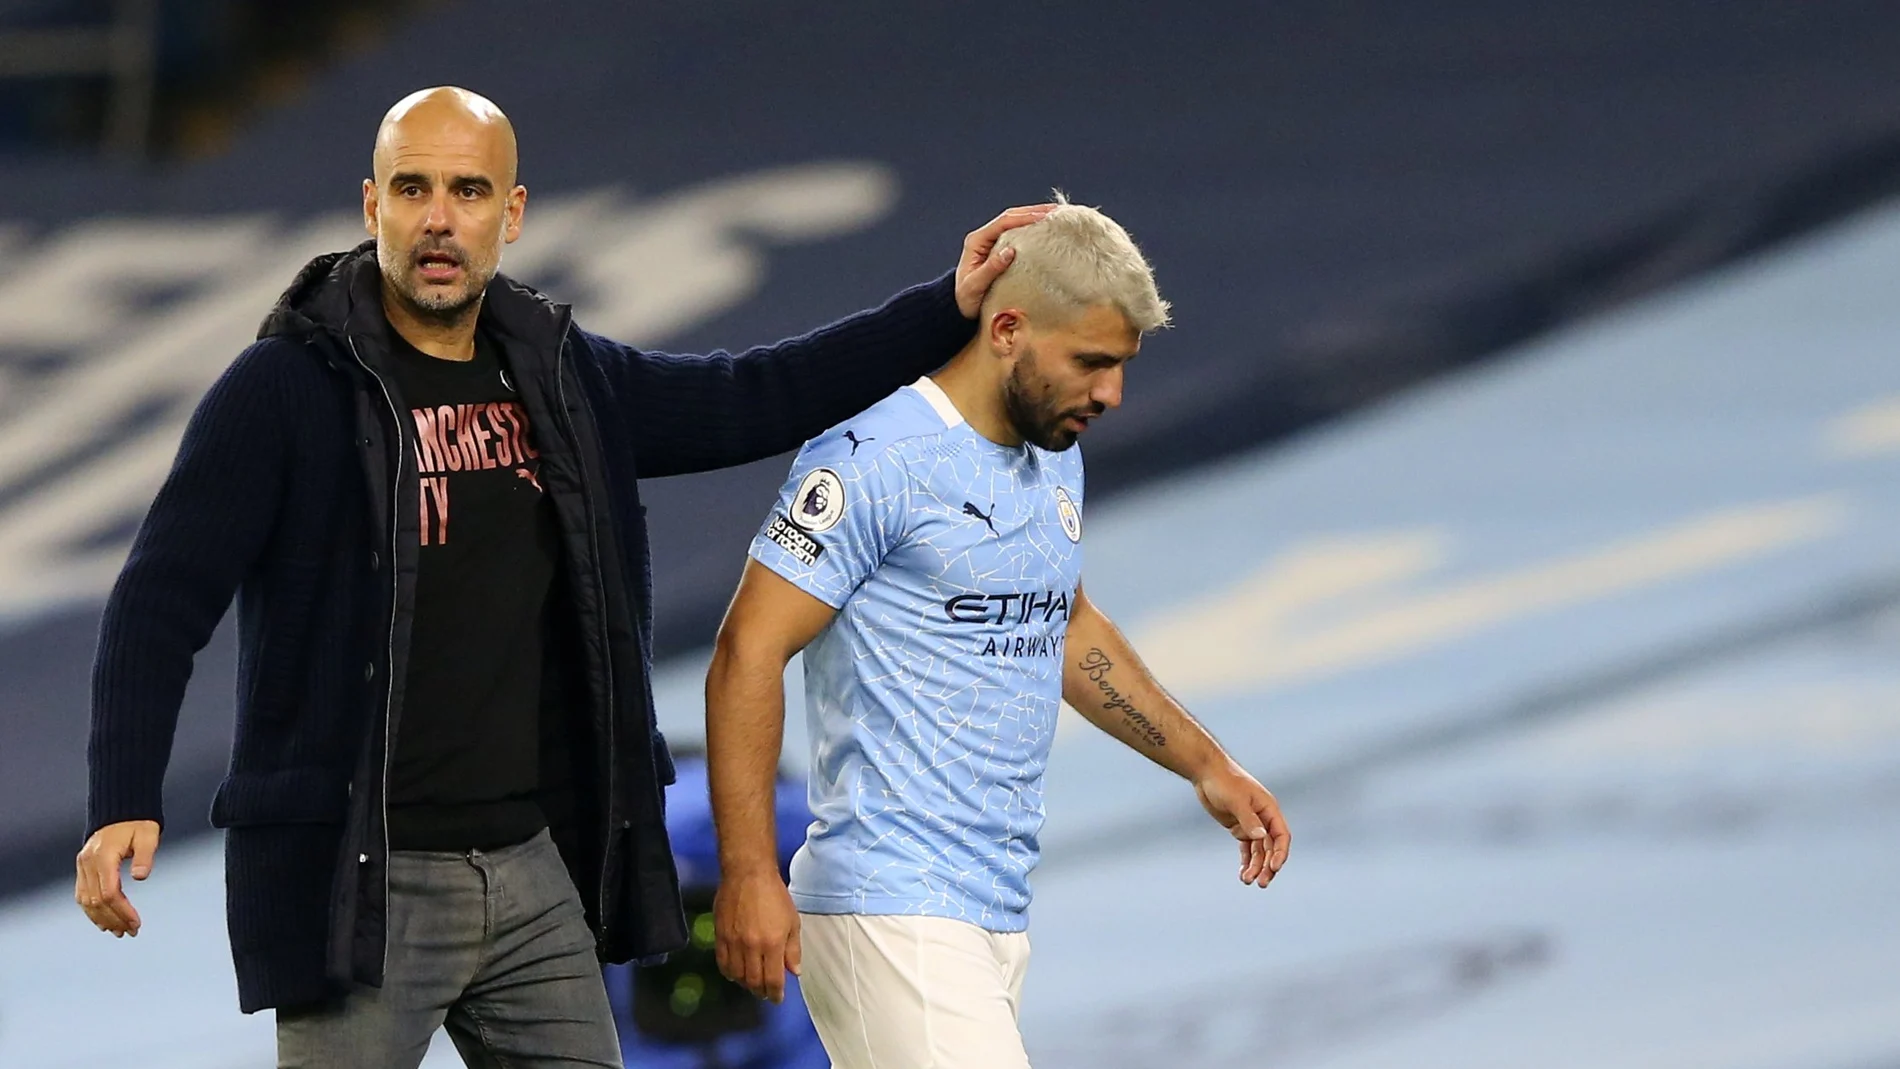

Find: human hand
[75,819,161,936]
[1194,762,1290,888]
[953,203,1057,317]
[713,871,802,1003]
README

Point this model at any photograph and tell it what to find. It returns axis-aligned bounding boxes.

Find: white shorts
[798,913,1033,1069]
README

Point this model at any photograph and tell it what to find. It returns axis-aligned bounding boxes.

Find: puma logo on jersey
[962,501,998,536]
[843,429,875,455]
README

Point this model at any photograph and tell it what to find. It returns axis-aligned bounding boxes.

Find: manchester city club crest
[1055,486,1082,542]
[791,467,846,532]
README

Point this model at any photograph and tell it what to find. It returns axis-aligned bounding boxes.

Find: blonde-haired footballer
[705,196,1290,1069]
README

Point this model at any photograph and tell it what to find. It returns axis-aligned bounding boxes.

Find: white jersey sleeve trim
[909,376,966,430]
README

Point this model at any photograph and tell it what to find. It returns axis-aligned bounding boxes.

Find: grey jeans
[276,829,623,1068]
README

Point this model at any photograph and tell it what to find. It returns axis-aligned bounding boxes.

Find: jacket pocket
[210,767,353,827]
[223,824,343,959]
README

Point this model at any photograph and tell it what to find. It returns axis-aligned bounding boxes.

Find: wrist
[1185,746,1235,785]
[717,857,784,883]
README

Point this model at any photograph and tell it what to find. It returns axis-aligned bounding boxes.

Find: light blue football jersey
[747,376,1085,932]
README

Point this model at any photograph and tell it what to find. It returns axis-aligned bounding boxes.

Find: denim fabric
[276,830,621,1068]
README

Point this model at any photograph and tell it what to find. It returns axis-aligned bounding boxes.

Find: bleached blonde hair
[987,191,1171,333]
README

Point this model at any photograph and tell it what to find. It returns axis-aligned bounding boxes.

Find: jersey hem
[789,889,1029,933]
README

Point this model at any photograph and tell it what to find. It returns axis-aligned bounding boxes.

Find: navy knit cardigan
[89,241,972,1011]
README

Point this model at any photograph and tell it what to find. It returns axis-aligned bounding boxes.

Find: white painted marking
[1823,394,1900,457]
[1136,497,1848,699]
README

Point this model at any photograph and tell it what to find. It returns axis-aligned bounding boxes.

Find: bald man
[77,86,1049,1067]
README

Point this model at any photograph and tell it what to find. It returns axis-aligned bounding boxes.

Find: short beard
[378,240,490,328]
[1002,355,1082,452]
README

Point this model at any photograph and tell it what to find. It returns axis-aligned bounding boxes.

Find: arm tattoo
[1077,648,1167,749]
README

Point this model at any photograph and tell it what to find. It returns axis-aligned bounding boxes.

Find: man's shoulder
[221,335,340,397]
[797,383,961,471]
[564,322,622,359]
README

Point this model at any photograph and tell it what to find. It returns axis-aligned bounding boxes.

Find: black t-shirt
[383,326,561,851]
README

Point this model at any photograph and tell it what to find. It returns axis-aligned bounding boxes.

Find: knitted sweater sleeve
[583,272,974,479]
[88,342,292,833]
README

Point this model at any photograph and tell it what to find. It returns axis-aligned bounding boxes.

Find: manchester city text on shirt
[409,402,542,546]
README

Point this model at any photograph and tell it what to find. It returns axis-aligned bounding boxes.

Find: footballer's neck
[930,342,1023,448]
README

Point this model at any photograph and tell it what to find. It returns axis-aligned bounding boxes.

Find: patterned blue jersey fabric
[748,377,1085,931]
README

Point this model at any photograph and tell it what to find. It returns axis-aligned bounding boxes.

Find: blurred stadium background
[3,1,1900,1065]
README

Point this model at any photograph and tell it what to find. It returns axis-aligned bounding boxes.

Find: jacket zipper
[551,327,618,942]
[348,335,403,978]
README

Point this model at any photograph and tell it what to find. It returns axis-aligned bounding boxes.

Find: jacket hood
[257,239,380,340]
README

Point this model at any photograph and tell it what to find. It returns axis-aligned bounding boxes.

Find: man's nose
[1092,367,1124,410]
[423,190,454,234]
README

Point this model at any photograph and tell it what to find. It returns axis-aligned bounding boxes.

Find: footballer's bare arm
[1062,585,1290,887]
[705,560,837,1001]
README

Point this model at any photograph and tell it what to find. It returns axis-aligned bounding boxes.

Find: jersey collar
[909,376,966,429]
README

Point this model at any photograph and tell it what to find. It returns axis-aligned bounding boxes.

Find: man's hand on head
[954,204,1057,318]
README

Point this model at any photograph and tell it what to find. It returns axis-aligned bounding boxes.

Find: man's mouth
[1064,407,1104,434]
[415,250,463,283]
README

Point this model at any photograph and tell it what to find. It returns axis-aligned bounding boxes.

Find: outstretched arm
[706,560,839,1003]
[1062,586,1291,887]
[603,205,1054,478]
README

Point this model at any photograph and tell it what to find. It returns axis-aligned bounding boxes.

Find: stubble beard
[378,237,492,328]
[1003,355,1082,452]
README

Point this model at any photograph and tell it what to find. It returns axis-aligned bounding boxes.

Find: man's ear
[988,308,1026,357]
[362,178,378,238]
[504,184,527,244]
